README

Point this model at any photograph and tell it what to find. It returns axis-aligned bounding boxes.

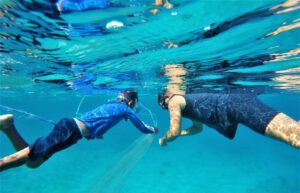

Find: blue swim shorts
[29,118,82,161]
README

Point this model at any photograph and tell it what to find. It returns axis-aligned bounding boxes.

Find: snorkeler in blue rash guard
[0,90,158,172]
[77,94,155,139]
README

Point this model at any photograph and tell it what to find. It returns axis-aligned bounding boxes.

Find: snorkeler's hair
[119,89,138,102]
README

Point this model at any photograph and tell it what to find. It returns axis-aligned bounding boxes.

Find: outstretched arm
[159,99,182,146]
[126,109,157,134]
[159,64,187,146]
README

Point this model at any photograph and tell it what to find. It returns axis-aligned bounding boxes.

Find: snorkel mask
[158,93,169,109]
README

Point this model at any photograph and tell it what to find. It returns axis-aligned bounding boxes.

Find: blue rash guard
[76,101,155,139]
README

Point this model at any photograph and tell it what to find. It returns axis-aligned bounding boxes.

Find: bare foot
[150,8,160,15]
[164,1,174,9]
[0,114,14,133]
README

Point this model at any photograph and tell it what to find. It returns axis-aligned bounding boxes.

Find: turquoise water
[0,0,300,193]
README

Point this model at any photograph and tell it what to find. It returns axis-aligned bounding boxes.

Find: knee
[290,143,300,149]
[6,114,14,119]
[291,141,300,149]
[0,114,14,126]
[26,158,44,169]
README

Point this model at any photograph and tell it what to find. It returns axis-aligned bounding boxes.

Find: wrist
[165,131,174,140]
[159,136,167,146]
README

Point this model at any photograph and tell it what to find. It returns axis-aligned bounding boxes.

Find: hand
[159,137,167,146]
[154,127,159,133]
[164,1,174,9]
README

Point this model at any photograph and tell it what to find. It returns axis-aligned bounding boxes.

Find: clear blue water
[0,0,299,193]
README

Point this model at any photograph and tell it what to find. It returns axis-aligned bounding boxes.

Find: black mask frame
[158,93,169,109]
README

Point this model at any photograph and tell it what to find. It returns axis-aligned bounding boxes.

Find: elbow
[174,130,181,137]
[146,130,154,134]
[141,128,154,134]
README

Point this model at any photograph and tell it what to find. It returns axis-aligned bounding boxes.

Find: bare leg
[0,114,29,150]
[0,114,44,171]
[265,113,300,148]
[0,147,30,172]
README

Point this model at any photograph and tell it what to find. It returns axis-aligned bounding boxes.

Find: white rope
[0,104,56,125]
[75,95,86,116]
[139,102,158,127]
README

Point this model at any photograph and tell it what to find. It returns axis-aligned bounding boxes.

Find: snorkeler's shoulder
[169,95,186,110]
